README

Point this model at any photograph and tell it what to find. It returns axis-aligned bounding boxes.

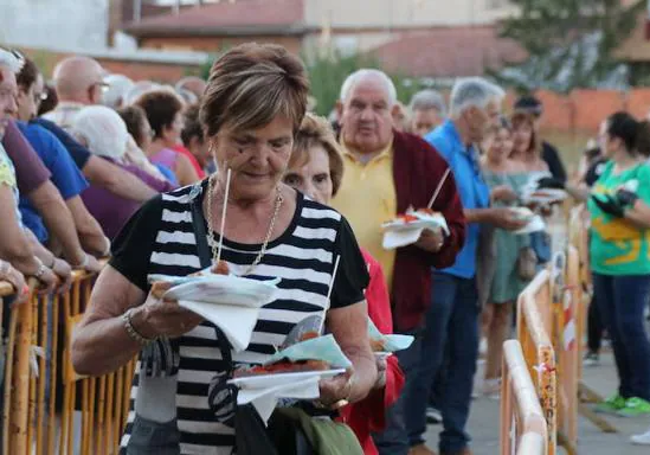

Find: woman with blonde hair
[479,117,533,397]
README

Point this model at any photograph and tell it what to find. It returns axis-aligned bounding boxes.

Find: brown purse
[517,247,538,280]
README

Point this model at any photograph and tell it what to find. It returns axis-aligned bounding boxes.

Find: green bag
[272,408,364,455]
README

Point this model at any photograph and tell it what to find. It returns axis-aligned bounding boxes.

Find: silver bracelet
[122,308,155,346]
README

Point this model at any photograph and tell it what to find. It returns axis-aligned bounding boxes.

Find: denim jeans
[593,273,650,401]
[406,272,480,453]
[372,328,422,455]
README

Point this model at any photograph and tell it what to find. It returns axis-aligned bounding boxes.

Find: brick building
[117,0,525,79]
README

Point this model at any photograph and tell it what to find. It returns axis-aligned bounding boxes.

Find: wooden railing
[500,339,548,455]
[1,268,135,455]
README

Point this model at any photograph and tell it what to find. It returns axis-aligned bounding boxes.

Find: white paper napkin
[237,377,321,424]
[382,227,423,250]
[177,300,260,352]
[151,274,280,352]
[513,215,546,235]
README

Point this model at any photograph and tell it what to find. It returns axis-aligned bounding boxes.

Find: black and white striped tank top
[111,182,366,455]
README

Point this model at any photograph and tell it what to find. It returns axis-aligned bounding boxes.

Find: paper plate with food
[382,208,449,234]
[381,208,449,250]
[368,318,414,359]
[522,188,567,205]
[148,261,280,308]
[230,364,345,390]
[229,334,350,388]
[147,261,281,351]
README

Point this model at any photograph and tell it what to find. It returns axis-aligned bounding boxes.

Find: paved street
[423,352,650,454]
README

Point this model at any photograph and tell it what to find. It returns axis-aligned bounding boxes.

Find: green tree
[198,46,434,115]
[495,0,645,93]
[304,49,381,116]
[305,48,434,116]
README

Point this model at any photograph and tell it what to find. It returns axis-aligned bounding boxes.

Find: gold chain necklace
[205,174,284,276]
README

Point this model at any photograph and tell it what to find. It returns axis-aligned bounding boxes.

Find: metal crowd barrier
[500,339,548,455]
[1,267,136,455]
[516,270,558,455]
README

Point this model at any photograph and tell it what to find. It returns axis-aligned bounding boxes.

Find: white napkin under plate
[513,215,547,235]
[229,369,345,424]
[382,227,424,250]
[147,273,280,352]
[381,209,449,250]
[368,318,414,352]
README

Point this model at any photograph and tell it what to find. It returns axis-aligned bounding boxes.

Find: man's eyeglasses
[90,81,110,93]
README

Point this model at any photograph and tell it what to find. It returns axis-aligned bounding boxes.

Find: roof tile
[369,26,527,78]
[126,0,305,35]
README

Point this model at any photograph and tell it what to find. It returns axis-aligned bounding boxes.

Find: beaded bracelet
[122,308,155,346]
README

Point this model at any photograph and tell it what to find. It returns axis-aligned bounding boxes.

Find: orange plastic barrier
[550,248,580,453]
[1,268,135,455]
[516,270,558,455]
[500,339,548,455]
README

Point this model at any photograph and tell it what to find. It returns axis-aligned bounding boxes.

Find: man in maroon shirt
[332,69,466,455]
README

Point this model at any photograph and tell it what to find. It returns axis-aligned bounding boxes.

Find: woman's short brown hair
[135,89,183,139]
[199,43,309,138]
[16,56,39,91]
[117,105,147,148]
[289,113,345,197]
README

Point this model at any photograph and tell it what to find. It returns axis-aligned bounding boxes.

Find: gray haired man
[404,78,527,455]
[409,89,446,137]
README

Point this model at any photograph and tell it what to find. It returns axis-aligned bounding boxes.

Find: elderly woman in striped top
[72,43,377,454]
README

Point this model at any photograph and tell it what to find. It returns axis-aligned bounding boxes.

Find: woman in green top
[480,118,534,396]
[588,111,650,417]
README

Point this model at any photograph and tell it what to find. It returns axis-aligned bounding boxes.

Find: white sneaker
[583,351,600,367]
[426,406,442,424]
[631,429,650,445]
[479,337,488,356]
[482,378,501,399]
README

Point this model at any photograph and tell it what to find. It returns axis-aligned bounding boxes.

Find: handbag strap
[189,185,233,366]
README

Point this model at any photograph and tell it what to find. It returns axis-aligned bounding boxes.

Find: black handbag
[188,183,314,455]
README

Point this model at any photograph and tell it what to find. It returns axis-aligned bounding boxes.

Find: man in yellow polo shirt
[331,69,466,455]
[335,137,397,289]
